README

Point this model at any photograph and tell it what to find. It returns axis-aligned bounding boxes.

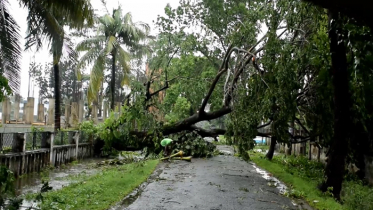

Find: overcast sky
[9,0,180,100]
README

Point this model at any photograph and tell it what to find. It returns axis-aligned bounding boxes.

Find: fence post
[50,132,54,165]
[75,131,79,160]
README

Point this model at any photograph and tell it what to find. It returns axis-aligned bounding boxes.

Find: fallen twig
[164,200,181,204]
[257,199,278,204]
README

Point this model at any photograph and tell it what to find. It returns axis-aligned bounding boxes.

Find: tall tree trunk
[72,76,77,102]
[111,52,116,110]
[319,11,350,200]
[53,58,61,131]
[286,121,295,155]
[266,136,277,160]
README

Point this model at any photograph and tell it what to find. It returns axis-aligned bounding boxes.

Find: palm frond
[21,0,94,59]
[0,0,22,94]
[23,1,64,55]
[76,36,105,51]
[105,35,118,55]
[116,46,131,86]
[121,74,130,86]
[87,54,105,103]
[20,0,94,29]
[76,48,100,80]
[99,14,114,27]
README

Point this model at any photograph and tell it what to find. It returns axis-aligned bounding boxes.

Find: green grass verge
[249,151,342,210]
[29,160,159,210]
[250,149,373,210]
[253,144,269,151]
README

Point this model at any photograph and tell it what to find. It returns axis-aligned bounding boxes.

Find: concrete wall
[0,132,93,177]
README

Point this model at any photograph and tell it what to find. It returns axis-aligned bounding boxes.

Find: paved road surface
[119,146,308,210]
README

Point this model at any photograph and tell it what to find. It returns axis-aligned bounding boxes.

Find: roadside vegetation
[250,145,373,210]
[1,0,373,209]
[25,160,159,210]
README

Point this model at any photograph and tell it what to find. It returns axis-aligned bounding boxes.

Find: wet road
[123,146,300,210]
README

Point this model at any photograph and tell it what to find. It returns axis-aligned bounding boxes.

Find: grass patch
[28,160,159,210]
[249,151,373,210]
[249,151,342,210]
[254,144,269,151]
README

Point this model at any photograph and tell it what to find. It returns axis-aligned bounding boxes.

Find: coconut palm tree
[76,6,150,110]
[20,0,94,130]
[0,0,22,98]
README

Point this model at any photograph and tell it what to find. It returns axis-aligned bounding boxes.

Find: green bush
[342,180,373,210]
[0,165,22,209]
[271,155,325,182]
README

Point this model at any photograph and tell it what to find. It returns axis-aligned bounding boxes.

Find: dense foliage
[2,0,373,202]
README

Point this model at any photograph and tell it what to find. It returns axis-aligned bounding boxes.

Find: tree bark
[266,136,277,160]
[111,52,116,110]
[53,60,61,131]
[286,121,295,155]
[319,11,350,200]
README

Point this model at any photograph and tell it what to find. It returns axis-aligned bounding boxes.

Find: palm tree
[20,0,94,130]
[0,0,22,98]
[76,6,150,110]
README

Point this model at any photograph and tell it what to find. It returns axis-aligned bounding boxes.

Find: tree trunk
[53,60,61,131]
[319,11,350,200]
[286,121,295,155]
[266,136,277,160]
[72,76,77,102]
[111,52,116,110]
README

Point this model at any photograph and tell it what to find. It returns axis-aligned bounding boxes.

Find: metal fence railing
[79,131,91,143]
[54,131,81,145]
[0,130,87,154]
[25,132,43,150]
[0,133,15,153]
[0,132,46,153]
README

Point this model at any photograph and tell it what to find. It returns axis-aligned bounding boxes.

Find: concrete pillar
[14,95,20,121]
[7,99,10,120]
[103,101,108,121]
[65,99,71,127]
[78,100,84,123]
[50,133,54,165]
[22,102,27,121]
[74,132,79,159]
[70,102,78,127]
[1,97,10,124]
[92,104,98,124]
[37,104,44,122]
[47,98,55,125]
[25,97,34,124]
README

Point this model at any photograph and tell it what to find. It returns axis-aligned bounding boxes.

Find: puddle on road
[252,164,287,195]
[253,164,315,210]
